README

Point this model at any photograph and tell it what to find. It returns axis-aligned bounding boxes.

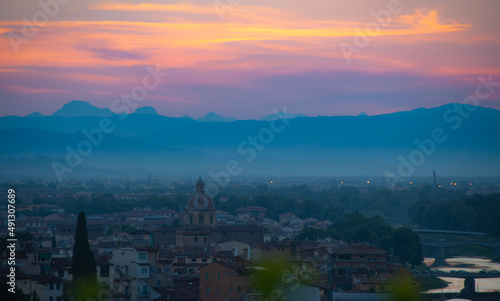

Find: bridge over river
[420,241,500,266]
[414,272,500,279]
[413,229,500,266]
[421,292,500,301]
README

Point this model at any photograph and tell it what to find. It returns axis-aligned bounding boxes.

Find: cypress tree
[71,211,98,301]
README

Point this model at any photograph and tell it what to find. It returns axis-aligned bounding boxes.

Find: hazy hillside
[1,102,499,179]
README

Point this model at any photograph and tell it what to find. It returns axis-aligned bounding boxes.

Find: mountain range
[1,101,499,180]
[20,100,308,122]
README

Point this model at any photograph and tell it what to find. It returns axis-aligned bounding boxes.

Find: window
[206,286,210,294]
[192,258,197,262]
[217,286,220,293]
[199,215,204,224]
[202,258,208,262]
[57,283,61,290]
[210,215,213,223]
[101,266,110,277]
[58,271,64,277]
[50,297,53,301]
[158,267,161,273]
[165,267,170,274]
[217,273,220,279]
[369,285,376,293]
[122,252,125,255]
[237,286,241,293]
[230,286,233,292]
[205,273,209,280]
[158,280,161,286]
[50,283,54,290]
[195,236,198,242]
[138,253,147,261]
[380,285,385,292]
[142,268,148,274]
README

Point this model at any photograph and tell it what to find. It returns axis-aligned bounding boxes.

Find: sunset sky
[1,0,499,118]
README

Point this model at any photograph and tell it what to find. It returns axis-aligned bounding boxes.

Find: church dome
[186,177,214,210]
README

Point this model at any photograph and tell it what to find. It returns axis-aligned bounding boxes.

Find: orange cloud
[90,2,215,15]
[3,85,63,94]
[0,3,479,87]
[393,9,471,35]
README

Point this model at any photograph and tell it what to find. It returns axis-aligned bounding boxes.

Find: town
[1,176,500,301]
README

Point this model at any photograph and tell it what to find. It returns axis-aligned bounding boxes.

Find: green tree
[104,224,137,235]
[391,227,423,268]
[71,211,98,301]
[252,258,317,299]
[295,227,326,240]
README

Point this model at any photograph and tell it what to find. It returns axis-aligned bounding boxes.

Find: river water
[424,257,500,293]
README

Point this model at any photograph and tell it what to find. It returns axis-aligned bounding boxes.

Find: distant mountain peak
[260,111,307,121]
[133,106,158,115]
[197,112,235,122]
[53,100,114,117]
[26,111,44,117]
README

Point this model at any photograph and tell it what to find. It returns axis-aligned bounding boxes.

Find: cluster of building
[1,178,406,301]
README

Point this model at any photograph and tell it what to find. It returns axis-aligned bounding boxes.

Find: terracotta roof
[135,246,158,251]
[34,274,64,284]
[130,229,152,235]
[333,244,387,255]
[236,206,268,212]
[95,257,113,266]
[154,287,199,300]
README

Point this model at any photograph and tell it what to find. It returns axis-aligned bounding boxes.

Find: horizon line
[2,100,497,120]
